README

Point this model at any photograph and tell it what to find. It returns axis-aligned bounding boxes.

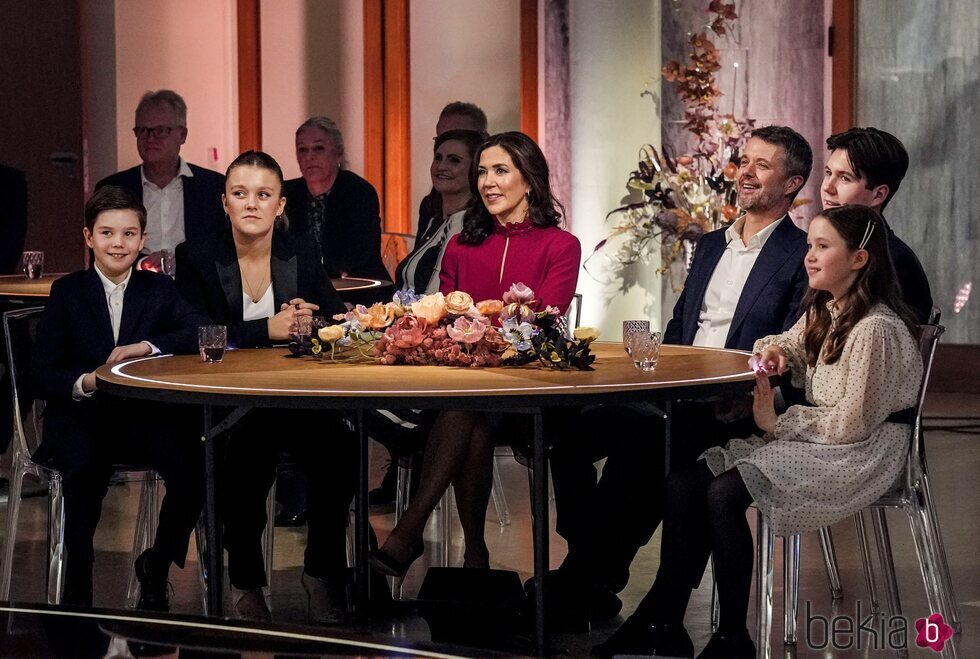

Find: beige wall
[113,0,238,176]
[409,0,521,232]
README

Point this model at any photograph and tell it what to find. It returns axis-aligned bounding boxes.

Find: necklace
[240,262,268,304]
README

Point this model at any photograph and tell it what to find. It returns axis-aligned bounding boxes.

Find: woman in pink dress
[370,132,581,575]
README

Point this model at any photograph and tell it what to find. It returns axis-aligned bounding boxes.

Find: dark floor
[2,392,977,657]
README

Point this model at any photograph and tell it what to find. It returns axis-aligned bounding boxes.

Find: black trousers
[548,400,757,593]
[222,408,358,590]
[41,398,204,606]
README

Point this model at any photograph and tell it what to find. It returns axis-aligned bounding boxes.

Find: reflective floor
[1,392,977,658]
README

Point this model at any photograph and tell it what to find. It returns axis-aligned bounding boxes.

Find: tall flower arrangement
[589,0,753,290]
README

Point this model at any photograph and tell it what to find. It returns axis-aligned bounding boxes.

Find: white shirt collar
[140,157,194,189]
[724,214,785,250]
[93,262,133,295]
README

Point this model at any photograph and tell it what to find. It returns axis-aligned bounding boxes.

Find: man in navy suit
[547,126,813,633]
[96,90,225,272]
[31,186,207,609]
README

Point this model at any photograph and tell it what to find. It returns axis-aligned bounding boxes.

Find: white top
[141,158,194,252]
[701,304,922,535]
[693,216,785,348]
[243,284,275,321]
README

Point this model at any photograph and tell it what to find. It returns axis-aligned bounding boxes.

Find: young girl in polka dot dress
[595,204,923,659]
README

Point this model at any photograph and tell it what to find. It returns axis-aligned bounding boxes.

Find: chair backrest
[563,293,583,339]
[908,323,944,477]
[927,306,942,324]
[3,307,45,459]
[381,232,415,281]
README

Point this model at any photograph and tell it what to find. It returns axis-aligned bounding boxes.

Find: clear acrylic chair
[755,323,959,659]
[1,307,201,607]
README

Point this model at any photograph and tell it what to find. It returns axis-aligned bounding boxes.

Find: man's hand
[107,342,152,364]
[752,370,779,434]
[81,371,97,393]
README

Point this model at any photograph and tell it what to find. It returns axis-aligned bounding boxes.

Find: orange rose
[353,302,395,330]
[476,299,503,317]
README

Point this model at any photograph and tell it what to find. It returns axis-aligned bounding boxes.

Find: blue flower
[393,289,421,307]
[501,318,539,351]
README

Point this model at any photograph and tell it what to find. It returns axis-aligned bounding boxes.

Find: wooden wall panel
[237,0,262,151]
[382,0,411,234]
[830,0,856,133]
[520,0,539,141]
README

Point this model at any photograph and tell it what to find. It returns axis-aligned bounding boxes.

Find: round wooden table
[97,342,755,654]
[0,273,390,304]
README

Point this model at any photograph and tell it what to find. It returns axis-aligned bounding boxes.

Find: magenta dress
[438,218,581,314]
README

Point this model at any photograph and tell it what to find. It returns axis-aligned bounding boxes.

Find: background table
[96,342,756,654]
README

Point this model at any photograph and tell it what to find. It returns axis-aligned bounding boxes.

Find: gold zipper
[499,236,510,284]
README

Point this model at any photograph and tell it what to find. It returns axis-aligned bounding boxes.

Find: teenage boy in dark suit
[31,186,207,609]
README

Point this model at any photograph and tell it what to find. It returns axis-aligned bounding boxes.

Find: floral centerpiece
[301,283,599,371]
[589,0,753,291]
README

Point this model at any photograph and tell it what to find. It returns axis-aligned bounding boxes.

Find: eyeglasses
[133,125,180,139]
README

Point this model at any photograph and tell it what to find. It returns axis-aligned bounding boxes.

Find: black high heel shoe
[368,541,425,577]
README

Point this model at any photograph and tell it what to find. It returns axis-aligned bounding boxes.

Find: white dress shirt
[72,265,158,399]
[141,158,194,253]
[693,216,785,348]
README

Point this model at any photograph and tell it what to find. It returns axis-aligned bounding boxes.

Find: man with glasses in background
[96,90,225,272]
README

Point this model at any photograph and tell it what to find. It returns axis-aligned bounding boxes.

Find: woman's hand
[752,369,779,434]
[268,298,320,341]
[750,345,789,375]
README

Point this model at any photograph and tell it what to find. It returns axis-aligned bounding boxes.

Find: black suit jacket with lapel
[174,228,347,349]
[663,216,808,351]
[30,268,207,458]
[96,162,226,248]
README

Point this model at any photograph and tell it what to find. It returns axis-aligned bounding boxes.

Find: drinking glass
[198,325,227,363]
[631,331,662,372]
[622,320,650,357]
[293,315,314,353]
[21,251,44,279]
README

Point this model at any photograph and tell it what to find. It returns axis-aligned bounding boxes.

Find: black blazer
[664,216,808,350]
[175,228,346,349]
[96,162,226,248]
[0,163,28,274]
[283,170,389,281]
[31,268,207,458]
[884,220,933,324]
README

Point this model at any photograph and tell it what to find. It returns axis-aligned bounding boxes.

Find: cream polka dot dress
[701,304,922,536]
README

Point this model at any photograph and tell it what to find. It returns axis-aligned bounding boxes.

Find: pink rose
[446,316,489,344]
[502,282,536,305]
[388,315,426,349]
[411,292,448,325]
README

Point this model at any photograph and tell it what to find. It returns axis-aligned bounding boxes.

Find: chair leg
[918,473,961,631]
[0,463,27,600]
[390,461,414,599]
[440,486,453,567]
[783,535,800,645]
[871,509,903,620]
[755,512,774,659]
[261,480,276,608]
[490,458,510,527]
[194,514,209,613]
[47,474,66,605]
[854,511,882,614]
[709,556,720,633]
[126,475,161,607]
[817,526,844,600]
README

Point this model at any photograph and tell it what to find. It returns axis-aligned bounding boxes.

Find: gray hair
[136,90,188,127]
[296,116,346,169]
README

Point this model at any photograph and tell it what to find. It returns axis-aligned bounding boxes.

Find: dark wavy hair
[458,132,564,245]
[427,129,484,220]
[826,127,909,211]
[225,150,288,229]
[802,204,918,366]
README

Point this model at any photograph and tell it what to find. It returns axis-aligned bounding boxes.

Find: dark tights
[633,460,754,634]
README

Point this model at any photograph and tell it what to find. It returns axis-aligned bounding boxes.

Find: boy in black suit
[31,186,207,609]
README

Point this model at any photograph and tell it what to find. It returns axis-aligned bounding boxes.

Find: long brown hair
[802,204,919,366]
[458,132,564,245]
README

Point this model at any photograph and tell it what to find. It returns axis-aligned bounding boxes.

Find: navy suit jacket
[664,216,808,350]
[884,220,933,324]
[175,228,347,349]
[96,163,226,249]
[31,268,207,459]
